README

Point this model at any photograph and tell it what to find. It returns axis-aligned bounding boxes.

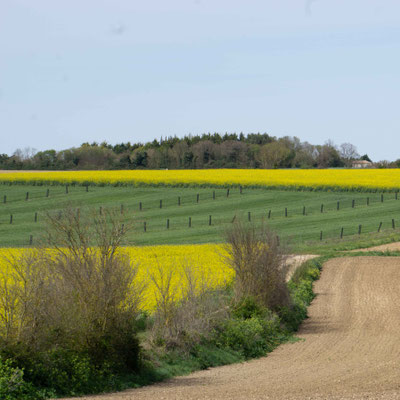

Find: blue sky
[1,0,399,161]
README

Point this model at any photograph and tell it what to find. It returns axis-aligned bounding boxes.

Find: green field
[1,183,400,251]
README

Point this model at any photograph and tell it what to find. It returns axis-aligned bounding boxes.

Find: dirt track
[68,256,400,400]
[350,242,400,253]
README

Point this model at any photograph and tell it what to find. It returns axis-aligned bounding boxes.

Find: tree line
[0,133,377,170]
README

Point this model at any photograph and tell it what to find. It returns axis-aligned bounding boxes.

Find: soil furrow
[66,256,400,400]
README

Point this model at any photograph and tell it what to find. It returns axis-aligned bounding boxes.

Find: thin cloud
[110,23,127,36]
[305,0,318,16]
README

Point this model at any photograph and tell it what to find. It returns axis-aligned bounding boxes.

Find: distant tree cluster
[0,133,382,170]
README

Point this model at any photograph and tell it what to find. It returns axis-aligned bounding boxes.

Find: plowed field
[67,256,400,400]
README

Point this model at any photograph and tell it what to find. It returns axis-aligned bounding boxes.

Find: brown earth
[63,256,400,400]
[350,242,400,253]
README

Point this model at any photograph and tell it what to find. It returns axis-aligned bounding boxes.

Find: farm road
[350,242,400,253]
[65,257,400,400]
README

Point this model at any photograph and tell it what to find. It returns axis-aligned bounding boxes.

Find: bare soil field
[350,242,400,253]
[65,256,400,400]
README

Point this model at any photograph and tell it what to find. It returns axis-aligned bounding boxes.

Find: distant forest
[0,133,384,170]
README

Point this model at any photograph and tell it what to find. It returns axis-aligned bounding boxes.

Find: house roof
[352,160,372,164]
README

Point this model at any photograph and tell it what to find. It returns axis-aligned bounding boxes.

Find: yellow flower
[0,244,233,312]
[1,169,400,190]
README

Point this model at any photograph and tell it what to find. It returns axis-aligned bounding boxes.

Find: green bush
[189,345,244,370]
[216,317,265,358]
[277,303,307,332]
[291,260,320,284]
[30,350,106,396]
[7,346,142,397]
[216,304,281,359]
[289,260,320,309]
[279,259,321,332]
[232,296,266,320]
[0,356,47,400]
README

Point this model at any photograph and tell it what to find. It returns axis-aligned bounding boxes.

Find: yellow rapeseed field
[0,244,232,312]
[1,169,400,190]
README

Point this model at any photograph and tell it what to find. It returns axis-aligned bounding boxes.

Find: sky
[1,0,400,161]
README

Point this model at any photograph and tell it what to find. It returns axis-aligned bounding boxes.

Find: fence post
[303,206,306,216]
[340,227,344,239]
[26,192,29,201]
[226,189,230,197]
[29,235,33,245]
[392,219,395,229]
[10,214,13,224]
[189,217,192,228]
[34,212,37,223]
[396,192,398,200]
[320,231,323,241]
[213,191,215,200]
[378,222,382,232]
[144,222,146,232]
[196,194,199,203]
[248,211,251,221]
[3,195,5,204]
[139,202,142,211]
[352,199,355,208]
[367,197,369,206]
[268,210,271,219]
[86,185,89,192]
[337,201,340,211]
[121,204,124,214]
[46,189,49,197]
[321,204,324,213]
[285,208,287,217]
[167,219,170,229]
[160,199,162,209]
[358,224,362,235]
[240,186,243,194]
[209,215,212,226]
[178,196,181,206]
[276,235,280,246]
[381,194,384,203]
[66,185,69,194]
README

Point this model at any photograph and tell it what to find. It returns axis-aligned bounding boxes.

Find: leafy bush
[189,345,243,370]
[15,349,114,396]
[231,296,267,319]
[279,259,321,332]
[216,314,281,358]
[0,356,47,400]
[213,297,281,359]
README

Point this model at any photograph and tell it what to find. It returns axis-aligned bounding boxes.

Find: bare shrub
[0,207,145,371]
[148,257,179,343]
[0,249,49,347]
[223,219,291,310]
[149,260,229,350]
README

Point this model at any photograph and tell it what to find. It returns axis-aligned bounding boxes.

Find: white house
[352,160,373,169]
